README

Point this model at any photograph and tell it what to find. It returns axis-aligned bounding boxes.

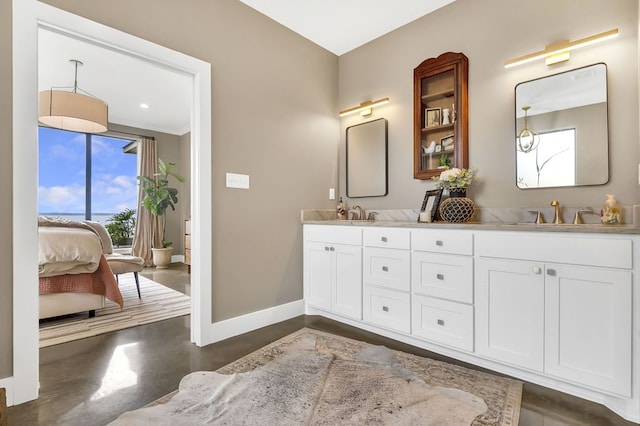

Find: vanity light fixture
[339,97,390,117]
[39,59,108,133]
[517,106,539,153]
[504,28,619,69]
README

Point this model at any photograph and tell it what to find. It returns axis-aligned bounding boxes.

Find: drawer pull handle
[436,273,444,280]
[437,319,445,326]
[382,306,389,312]
[382,266,389,272]
[324,246,330,251]
[381,236,388,242]
[435,240,443,246]
[547,268,556,276]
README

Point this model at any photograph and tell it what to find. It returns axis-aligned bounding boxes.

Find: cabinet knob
[435,240,443,246]
[547,268,556,276]
[381,236,388,242]
[436,273,444,280]
[532,267,541,274]
[437,319,445,326]
[382,266,389,272]
[382,306,389,312]
[324,246,330,251]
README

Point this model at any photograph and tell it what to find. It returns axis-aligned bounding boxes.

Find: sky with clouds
[38,127,138,216]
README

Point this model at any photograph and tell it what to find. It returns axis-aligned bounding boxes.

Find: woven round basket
[439,197,475,223]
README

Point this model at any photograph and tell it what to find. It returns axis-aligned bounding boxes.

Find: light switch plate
[329,188,336,200]
[226,173,250,189]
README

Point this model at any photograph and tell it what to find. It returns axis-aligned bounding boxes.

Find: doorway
[12,0,212,405]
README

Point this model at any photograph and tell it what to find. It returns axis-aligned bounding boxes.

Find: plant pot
[151,247,173,269]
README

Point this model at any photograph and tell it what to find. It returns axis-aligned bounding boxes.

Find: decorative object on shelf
[438,154,451,169]
[442,108,451,125]
[39,59,108,133]
[423,140,436,154]
[418,189,443,223]
[439,196,475,223]
[451,103,456,123]
[517,106,539,153]
[440,134,454,151]
[339,97,390,117]
[425,107,441,128]
[505,28,618,68]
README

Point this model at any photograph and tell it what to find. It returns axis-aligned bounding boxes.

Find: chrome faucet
[551,200,563,224]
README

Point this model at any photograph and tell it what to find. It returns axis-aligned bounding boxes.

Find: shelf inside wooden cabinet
[422,123,454,133]
[421,89,454,102]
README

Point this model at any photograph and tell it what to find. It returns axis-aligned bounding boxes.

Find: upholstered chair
[84,221,145,298]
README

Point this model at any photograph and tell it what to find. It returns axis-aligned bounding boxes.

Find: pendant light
[39,59,108,133]
[517,106,539,153]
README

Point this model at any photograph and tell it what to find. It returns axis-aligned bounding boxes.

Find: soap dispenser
[601,194,621,225]
[336,197,347,220]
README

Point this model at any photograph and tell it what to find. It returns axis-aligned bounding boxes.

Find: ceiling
[238,0,455,56]
[38,1,454,135]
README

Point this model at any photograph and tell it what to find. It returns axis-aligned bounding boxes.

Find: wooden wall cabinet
[414,52,468,179]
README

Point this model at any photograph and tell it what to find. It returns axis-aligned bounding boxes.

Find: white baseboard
[203,299,305,345]
[0,376,14,406]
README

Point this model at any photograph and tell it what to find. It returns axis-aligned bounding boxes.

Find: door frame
[11,0,212,404]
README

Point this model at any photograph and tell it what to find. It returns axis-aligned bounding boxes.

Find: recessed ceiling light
[139,103,150,109]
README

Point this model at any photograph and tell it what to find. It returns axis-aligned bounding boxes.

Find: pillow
[83,220,114,255]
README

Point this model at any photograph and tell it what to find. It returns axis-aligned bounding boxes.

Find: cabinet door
[304,241,333,311]
[545,265,632,397]
[332,244,363,319]
[475,258,544,371]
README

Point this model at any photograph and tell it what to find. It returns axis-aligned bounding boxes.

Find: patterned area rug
[39,274,190,348]
[142,328,522,426]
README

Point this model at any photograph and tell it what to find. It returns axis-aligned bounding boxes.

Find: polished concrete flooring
[8,264,638,425]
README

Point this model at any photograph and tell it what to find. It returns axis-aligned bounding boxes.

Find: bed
[38,217,124,319]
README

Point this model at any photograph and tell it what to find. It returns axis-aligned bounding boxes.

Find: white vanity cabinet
[475,232,633,397]
[303,225,362,319]
[362,227,411,333]
[411,230,474,351]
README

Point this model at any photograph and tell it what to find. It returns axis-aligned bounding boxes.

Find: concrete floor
[8,264,637,425]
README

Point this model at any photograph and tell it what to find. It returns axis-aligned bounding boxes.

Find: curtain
[132,137,162,266]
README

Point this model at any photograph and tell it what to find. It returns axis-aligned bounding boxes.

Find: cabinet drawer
[475,233,632,269]
[184,234,191,250]
[184,248,191,265]
[304,225,362,245]
[363,227,410,249]
[411,229,473,255]
[363,286,411,334]
[412,295,473,352]
[412,252,473,303]
[363,247,410,291]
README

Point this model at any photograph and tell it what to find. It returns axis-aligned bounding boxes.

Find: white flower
[432,167,476,190]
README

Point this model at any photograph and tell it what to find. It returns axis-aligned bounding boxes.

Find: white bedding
[38,226,103,277]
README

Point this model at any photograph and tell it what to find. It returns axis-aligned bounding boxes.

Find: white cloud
[38,185,85,212]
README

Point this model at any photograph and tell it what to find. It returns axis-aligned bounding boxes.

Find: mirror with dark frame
[515,63,609,189]
[346,118,388,198]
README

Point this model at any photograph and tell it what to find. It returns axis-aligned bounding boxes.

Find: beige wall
[338,0,639,210]
[37,0,340,323]
[0,0,13,378]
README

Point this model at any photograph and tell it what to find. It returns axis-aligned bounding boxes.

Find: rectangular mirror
[346,118,388,198]
[515,63,609,189]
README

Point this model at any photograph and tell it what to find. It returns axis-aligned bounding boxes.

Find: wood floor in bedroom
[7,264,636,426]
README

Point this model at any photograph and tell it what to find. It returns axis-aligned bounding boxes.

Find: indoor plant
[105,208,136,247]
[137,158,185,268]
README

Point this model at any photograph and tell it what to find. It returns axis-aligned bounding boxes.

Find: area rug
[39,274,190,348]
[112,328,522,425]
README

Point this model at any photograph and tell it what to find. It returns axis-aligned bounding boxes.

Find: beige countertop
[302,219,640,234]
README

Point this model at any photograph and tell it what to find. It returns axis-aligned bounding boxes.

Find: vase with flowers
[431,167,477,222]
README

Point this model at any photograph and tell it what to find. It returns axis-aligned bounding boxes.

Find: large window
[38,127,138,224]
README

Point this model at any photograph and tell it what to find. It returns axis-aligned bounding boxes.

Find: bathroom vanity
[302,221,640,422]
